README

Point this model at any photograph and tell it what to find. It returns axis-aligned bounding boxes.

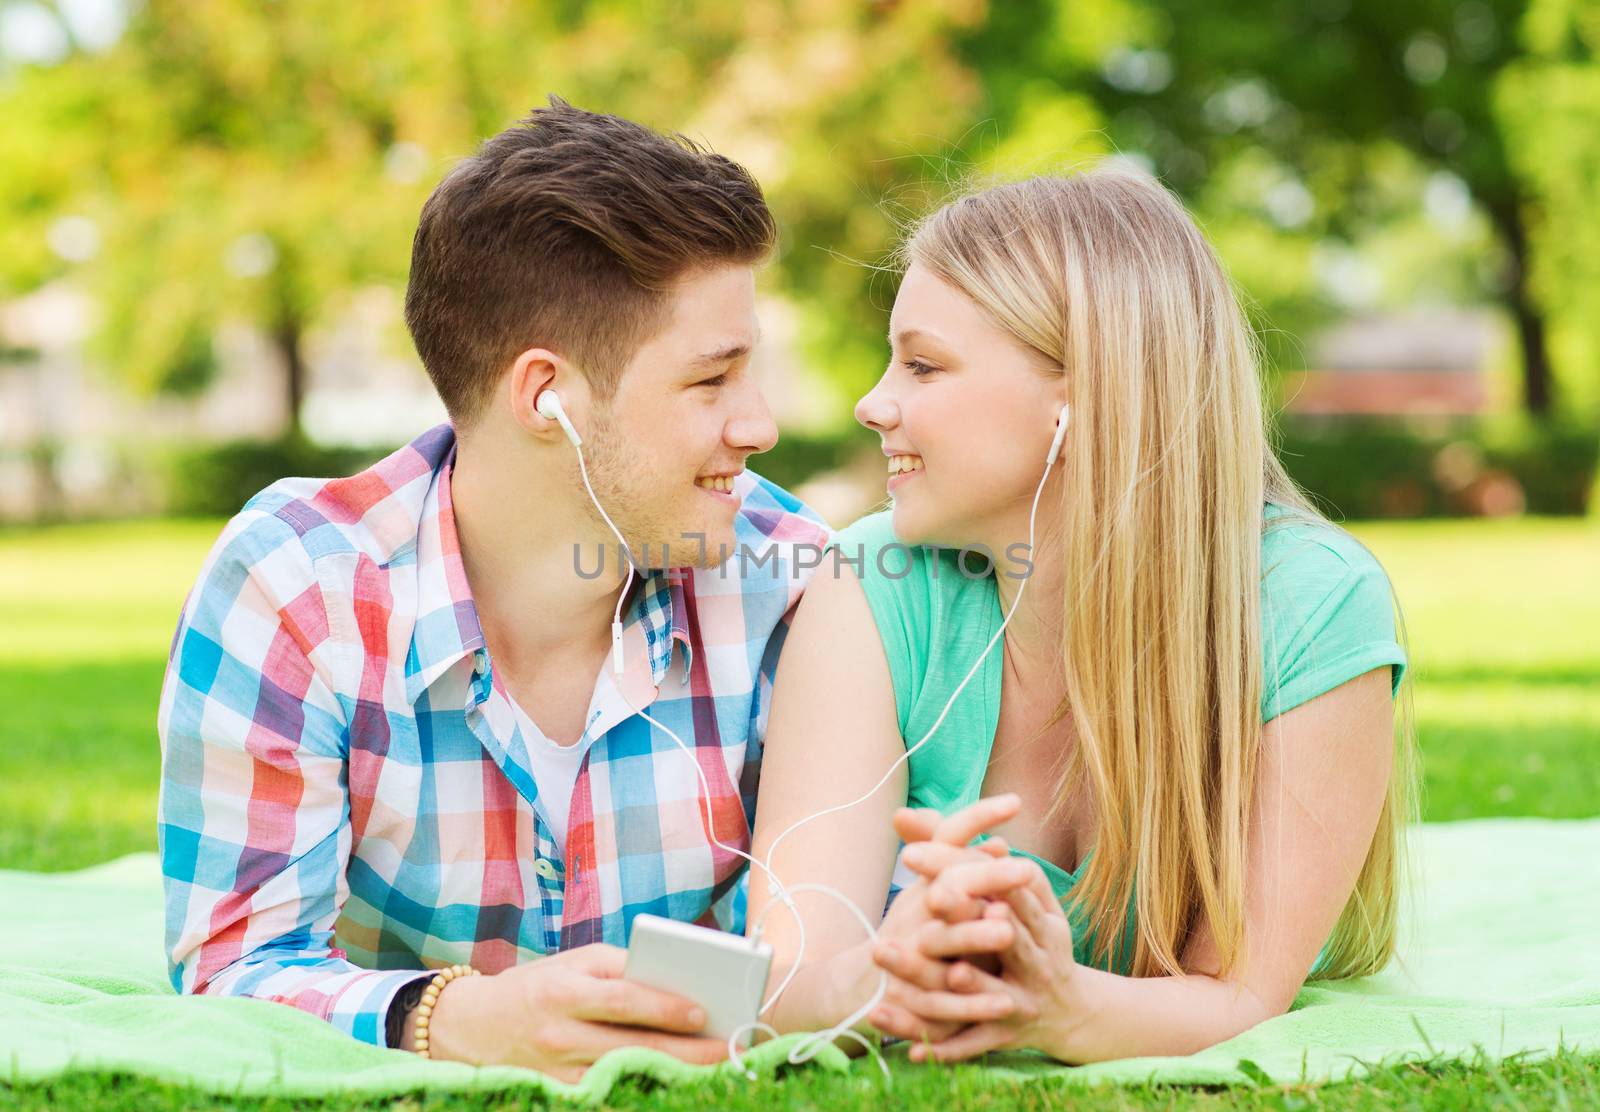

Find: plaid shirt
[157,423,830,1047]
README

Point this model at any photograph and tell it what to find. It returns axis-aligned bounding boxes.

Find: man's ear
[506,347,579,437]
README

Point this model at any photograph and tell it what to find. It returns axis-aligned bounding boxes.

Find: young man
[157,99,831,1082]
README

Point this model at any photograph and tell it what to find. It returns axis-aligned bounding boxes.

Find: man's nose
[728,378,779,456]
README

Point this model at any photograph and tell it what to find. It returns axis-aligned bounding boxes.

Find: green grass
[4,1048,1600,1112]
[1352,517,1600,821]
[0,519,220,871]
[1,515,1597,1109]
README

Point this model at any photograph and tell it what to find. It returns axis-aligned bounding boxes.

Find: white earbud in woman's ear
[1046,402,1071,466]
[535,388,583,448]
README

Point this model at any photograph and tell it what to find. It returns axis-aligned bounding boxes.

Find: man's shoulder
[176,426,458,697]
[670,469,832,616]
[718,469,834,590]
[730,468,833,552]
[229,423,457,574]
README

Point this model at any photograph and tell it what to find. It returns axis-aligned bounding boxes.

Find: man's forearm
[192,945,431,1048]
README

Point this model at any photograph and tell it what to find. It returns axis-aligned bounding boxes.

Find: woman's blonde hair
[904,168,1417,980]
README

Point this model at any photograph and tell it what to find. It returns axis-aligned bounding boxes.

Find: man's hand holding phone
[402,943,728,1083]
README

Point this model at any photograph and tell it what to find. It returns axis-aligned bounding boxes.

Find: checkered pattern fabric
[157,423,830,1046]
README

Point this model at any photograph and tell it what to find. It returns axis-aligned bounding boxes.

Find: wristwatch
[386,976,431,1049]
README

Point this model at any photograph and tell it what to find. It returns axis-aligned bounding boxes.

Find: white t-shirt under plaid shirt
[506,695,587,853]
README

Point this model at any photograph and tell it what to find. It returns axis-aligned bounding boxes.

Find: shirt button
[534,858,559,881]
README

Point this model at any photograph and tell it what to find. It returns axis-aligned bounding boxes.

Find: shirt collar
[593,563,694,693]
[405,449,695,705]
[646,569,696,685]
[405,447,487,704]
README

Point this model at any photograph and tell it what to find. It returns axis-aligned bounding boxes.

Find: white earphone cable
[543,388,1062,1077]
[560,417,843,1023]
[751,446,1056,1018]
[759,459,1054,873]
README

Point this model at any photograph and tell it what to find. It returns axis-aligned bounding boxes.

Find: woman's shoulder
[829,509,998,599]
[829,509,938,590]
[1260,503,1394,602]
[831,506,900,551]
[823,510,940,735]
[826,507,999,668]
[1258,502,1407,719]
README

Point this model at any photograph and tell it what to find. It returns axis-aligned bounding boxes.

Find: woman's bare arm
[746,561,907,1031]
[883,666,1400,1061]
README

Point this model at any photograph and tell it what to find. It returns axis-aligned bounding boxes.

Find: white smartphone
[622,914,773,1047]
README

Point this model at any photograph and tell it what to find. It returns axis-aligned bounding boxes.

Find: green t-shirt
[828,504,1407,971]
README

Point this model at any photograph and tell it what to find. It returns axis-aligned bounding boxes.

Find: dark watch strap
[386,976,431,1049]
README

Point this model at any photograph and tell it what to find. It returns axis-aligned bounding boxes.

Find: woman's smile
[887,452,924,491]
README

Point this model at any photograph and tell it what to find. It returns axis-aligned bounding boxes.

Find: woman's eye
[902,359,938,378]
[698,374,728,388]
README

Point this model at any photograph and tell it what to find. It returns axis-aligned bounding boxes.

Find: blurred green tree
[957,0,1592,418]
[1495,0,1600,419]
[2,2,557,433]
[3,0,1593,436]
[0,0,985,435]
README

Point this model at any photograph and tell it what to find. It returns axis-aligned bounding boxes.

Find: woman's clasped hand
[865,794,1090,1063]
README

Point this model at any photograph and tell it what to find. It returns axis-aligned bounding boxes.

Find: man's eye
[698,374,728,388]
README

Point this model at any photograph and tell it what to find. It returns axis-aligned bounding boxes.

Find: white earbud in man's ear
[535,388,583,448]
[1046,402,1071,466]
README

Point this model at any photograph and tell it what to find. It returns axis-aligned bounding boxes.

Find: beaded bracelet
[410,963,481,1058]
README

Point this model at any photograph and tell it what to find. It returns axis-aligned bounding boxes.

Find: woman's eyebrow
[890,327,949,348]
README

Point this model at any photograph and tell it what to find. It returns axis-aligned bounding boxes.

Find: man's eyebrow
[690,339,756,367]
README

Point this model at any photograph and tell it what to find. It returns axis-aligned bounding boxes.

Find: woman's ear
[1047,402,1071,465]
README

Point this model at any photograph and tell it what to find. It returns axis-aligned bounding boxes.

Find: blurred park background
[2,0,1597,801]
[2,0,1597,838]
[2,0,1599,525]
[0,2,1596,1106]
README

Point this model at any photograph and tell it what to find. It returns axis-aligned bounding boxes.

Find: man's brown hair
[404,97,776,424]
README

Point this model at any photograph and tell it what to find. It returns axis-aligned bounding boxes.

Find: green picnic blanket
[3,819,1597,1103]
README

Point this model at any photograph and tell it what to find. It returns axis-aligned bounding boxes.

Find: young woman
[747,169,1414,1063]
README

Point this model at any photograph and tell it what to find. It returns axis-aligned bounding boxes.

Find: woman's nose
[854,379,898,433]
